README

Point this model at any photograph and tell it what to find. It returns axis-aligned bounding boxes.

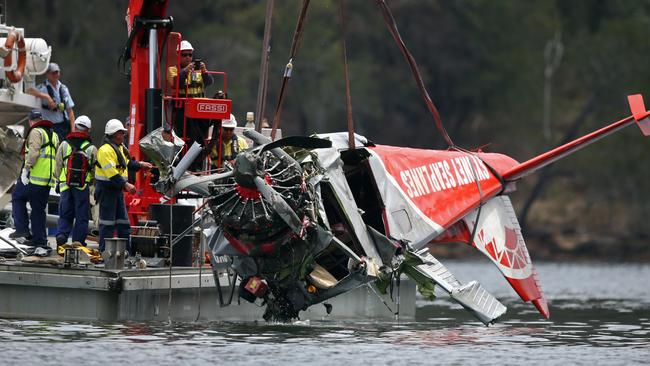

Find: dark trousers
[173,108,211,171]
[96,181,131,252]
[12,181,50,246]
[28,184,50,246]
[57,186,90,245]
[53,122,70,142]
[11,178,30,236]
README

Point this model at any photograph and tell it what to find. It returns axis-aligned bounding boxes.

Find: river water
[0,261,648,365]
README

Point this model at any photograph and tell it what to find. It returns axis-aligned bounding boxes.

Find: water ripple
[1,262,649,365]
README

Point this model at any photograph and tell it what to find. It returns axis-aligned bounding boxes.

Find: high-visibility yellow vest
[167,66,205,97]
[210,135,249,166]
[95,142,129,182]
[27,127,59,187]
[58,140,93,192]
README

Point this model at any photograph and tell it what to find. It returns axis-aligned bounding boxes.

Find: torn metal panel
[313,184,330,229]
[407,248,506,325]
[321,156,382,265]
[139,127,184,177]
[365,150,443,249]
[0,125,24,206]
[316,132,370,151]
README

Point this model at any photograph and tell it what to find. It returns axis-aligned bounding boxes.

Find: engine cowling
[209,151,308,257]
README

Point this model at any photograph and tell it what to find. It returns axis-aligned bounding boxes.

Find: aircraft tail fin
[461,196,550,319]
[532,297,550,319]
[628,94,650,135]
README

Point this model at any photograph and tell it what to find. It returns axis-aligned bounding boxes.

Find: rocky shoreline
[430,231,650,263]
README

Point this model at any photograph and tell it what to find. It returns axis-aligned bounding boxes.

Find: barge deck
[0,260,415,322]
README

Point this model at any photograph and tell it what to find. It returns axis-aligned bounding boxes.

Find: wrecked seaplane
[129,0,650,325]
[141,94,650,324]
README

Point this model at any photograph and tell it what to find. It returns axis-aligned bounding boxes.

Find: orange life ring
[3,30,26,83]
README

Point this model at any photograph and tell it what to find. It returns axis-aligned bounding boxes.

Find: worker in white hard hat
[54,115,97,247]
[94,119,153,252]
[10,110,59,250]
[166,39,214,170]
[168,41,214,98]
[210,114,248,169]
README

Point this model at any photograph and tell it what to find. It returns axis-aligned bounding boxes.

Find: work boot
[9,231,29,239]
[19,238,47,247]
[56,235,68,246]
[33,246,51,257]
[19,238,34,246]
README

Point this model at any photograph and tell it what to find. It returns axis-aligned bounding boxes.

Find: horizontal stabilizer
[628,94,650,136]
[410,249,507,325]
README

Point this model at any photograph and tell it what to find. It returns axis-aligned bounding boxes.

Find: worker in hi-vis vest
[11,110,60,249]
[94,119,152,252]
[210,114,248,169]
[167,40,214,171]
[54,115,97,247]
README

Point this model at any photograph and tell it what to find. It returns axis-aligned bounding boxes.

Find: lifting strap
[339,0,355,150]
[376,0,490,245]
[270,0,311,140]
[255,0,275,133]
[375,0,455,148]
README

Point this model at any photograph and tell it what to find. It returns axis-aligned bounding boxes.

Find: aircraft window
[392,209,412,234]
